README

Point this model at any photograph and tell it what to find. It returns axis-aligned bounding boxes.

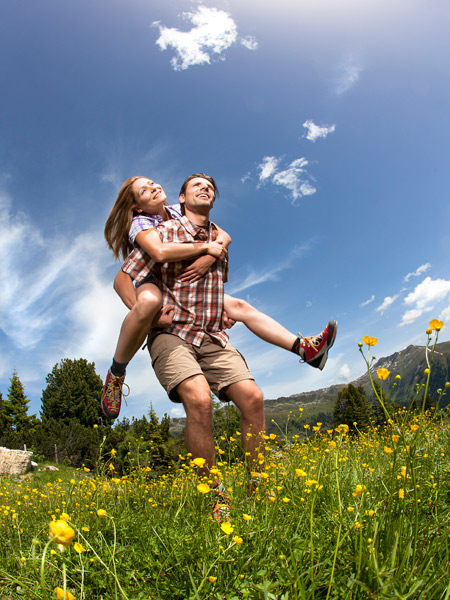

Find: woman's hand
[178,255,215,282]
[205,240,227,260]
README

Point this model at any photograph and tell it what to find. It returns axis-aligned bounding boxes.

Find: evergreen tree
[333,384,373,433]
[0,390,7,437]
[40,358,104,427]
[6,370,36,434]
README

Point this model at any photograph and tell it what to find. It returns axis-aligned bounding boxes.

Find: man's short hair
[179,173,219,200]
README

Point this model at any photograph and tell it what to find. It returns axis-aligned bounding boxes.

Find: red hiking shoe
[101,369,129,419]
[299,320,337,371]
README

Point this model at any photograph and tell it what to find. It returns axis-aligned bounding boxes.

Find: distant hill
[169,342,450,437]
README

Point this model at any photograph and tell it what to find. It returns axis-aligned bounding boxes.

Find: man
[139,173,266,469]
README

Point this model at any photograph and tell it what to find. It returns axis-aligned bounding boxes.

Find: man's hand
[221,310,236,330]
[152,304,174,328]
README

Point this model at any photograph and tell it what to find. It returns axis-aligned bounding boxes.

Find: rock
[0,447,34,476]
[30,461,38,469]
[43,465,59,471]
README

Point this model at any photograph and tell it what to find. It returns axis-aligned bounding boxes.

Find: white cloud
[256,156,316,203]
[258,156,280,181]
[303,120,336,142]
[400,276,450,326]
[335,53,362,95]
[439,303,450,323]
[153,6,256,71]
[241,36,258,50]
[404,262,431,282]
[338,364,351,380]
[228,244,310,295]
[360,295,375,307]
[376,294,399,314]
[170,406,186,418]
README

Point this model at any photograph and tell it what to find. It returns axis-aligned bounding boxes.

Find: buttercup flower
[49,520,75,547]
[398,489,405,499]
[97,509,107,518]
[208,576,217,583]
[233,535,243,544]
[352,484,366,497]
[54,588,75,600]
[362,336,378,347]
[197,483,210,494]
[192,457,206,468]
[220,522,234,535]
[429,319,444,331]
[377,368,390,381]
[242,513,252,521]
[74,542,85,554]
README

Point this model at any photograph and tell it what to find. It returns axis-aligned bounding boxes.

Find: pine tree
[5,370,36,434]
[333,384,373,433]
[40,358,104,427]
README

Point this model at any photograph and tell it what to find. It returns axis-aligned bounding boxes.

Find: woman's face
[132,178,167,213]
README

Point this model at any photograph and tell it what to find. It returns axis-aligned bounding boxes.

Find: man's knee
[177,377,213,422]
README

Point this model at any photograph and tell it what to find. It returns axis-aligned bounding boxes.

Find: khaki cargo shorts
[148,333,253,403]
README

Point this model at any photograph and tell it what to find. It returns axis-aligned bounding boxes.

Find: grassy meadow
[1,324,450,599]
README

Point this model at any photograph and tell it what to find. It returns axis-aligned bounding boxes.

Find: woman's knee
[134,287,162,317]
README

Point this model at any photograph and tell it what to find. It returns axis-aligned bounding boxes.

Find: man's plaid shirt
[122,216,229,347]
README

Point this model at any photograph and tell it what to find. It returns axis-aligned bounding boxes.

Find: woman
[101,175,336,419]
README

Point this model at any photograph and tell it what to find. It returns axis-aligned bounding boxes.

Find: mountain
[169,342,450,437]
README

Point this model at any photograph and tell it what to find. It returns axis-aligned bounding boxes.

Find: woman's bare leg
[223,294,297,351]
[114,283,162,363]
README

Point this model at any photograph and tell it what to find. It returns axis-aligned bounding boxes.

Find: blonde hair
[104,176,142,261]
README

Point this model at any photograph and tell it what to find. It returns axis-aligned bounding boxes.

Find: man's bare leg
[176,374,216,473]
[222,379,265,465]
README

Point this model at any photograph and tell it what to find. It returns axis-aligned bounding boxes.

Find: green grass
[2,412,450,600]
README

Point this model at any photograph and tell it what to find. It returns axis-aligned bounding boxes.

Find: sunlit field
[1,323,450,600]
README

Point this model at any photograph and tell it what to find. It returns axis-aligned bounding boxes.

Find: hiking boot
[299,320,337,371]
[212,483,231,522]
[101,369,129,419]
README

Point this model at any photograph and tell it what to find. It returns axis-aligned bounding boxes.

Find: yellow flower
[347,506,355,512]
[367,509,375,517]
[353,522,362,529]
[391,435,400,443]
[295,469,307,477]
[111,449,117,457]
[208,576,217,583]
[269,433,277,440]
[410,424,419,432]
[192,457,206,468]
[97,509,107,518]
[429,319,444,331]
[401,466,407,478]
[49,520,75,547]
[54,588,75,600]
[60,513,70,521]
[362,336,378,347]
[377,368,390,381]
[398,489,405,499]
[282,497,290,503]
[220,522,234,535]
[424,368,430,375]
[233,535,243,544]
[83,467,90,473]
[242,513,252,521]
[74,542,85,554]
[426,328,432,335]
[352,484,366,497]
[305,479,318,486]
[384,446,393,454]
[93,424,98,429]
[197,483,211,494]
[329,441,337,449]
[81,527,90,532]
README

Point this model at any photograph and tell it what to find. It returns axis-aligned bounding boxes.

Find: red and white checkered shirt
[122,216,229,347]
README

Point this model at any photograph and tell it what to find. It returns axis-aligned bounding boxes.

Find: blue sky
[1,0,450,421]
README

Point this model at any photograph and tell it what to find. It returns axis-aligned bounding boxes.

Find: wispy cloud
[153,6,256,71]
[335,53,362,95]
[255,156,316,204]
[303,120,336,142]
[400,276,450,326]
[360,295,375,307]
[404,262,431,282]
[228,244,310,295]
[376,294,399,314]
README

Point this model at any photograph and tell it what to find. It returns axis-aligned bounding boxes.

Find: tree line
[0,359,179,474]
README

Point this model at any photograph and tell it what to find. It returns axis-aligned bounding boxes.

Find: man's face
[180,177,215,212]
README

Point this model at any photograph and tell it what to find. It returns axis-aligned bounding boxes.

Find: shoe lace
[107,376,130,408]
[298,331,323,354]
